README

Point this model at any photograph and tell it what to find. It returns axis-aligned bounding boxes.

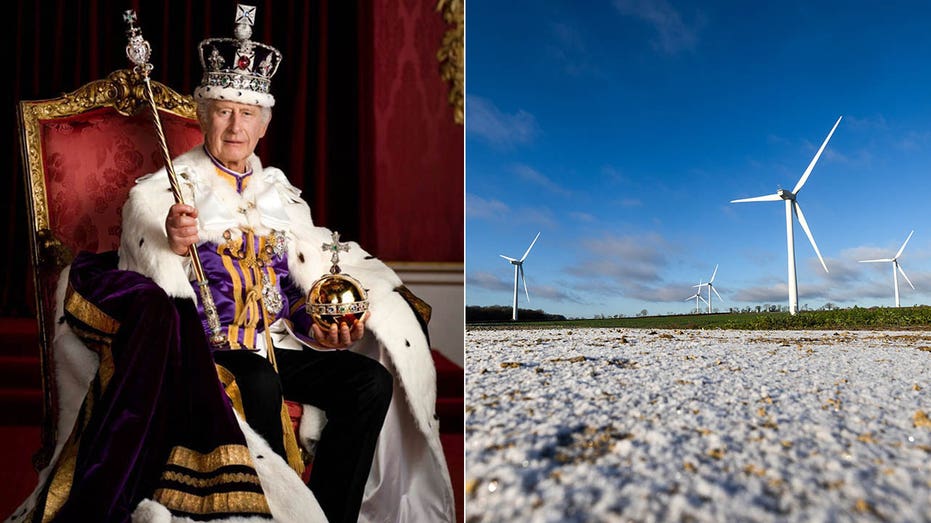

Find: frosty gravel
[466,328,931,522]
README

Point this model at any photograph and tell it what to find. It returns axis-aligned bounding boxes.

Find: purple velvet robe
[31,251,274,522]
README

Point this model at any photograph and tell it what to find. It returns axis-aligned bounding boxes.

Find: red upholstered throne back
[39,107,202,257]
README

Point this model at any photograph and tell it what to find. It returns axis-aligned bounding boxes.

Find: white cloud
[844,114,889,131]
[613,0,702,54]
[730,283,788,304]
[512,164,572,197]
[466,271,511,292]
[616,198,643,208]
[526,282,586,304]
[514,208,558,228]
[466,95,539,148]
[566,233,673,286]
[466,193,556,226]
[570,212,597,222]
[467,193,510,221]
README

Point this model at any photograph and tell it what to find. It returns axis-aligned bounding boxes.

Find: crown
[194,4,282,108]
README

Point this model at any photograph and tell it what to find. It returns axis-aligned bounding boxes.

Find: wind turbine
[859,230,915,307]
[499,232,540,321]
[731,116,841,315]
[693,265,723,313]
[686,280,709,313]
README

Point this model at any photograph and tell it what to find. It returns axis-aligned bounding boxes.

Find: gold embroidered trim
[164,444,257,474]
[215,364,246,419]
[218,242,245,347]
[280,401,305,476]
[153,488,271,516]
[39,379,100,522]
[64,284,120,334]
[161,470,262,488]
[39,424,82,523]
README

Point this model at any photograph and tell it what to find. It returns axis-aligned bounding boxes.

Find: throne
[18,69,307,472]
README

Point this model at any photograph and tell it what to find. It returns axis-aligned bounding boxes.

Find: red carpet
[432,350,465,523]
[0,317,464,521]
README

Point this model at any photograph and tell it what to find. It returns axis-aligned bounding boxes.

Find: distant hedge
[466,305,566,323]
[466,305,931,330]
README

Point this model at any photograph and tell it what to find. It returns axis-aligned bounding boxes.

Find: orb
[306,272,369,330]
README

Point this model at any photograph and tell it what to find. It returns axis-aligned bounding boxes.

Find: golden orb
[306,272,369,330]
[306,230,369,330]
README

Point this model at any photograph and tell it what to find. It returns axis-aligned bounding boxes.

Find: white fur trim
[298,405,327,450]
[118,167,197,299]
[131,500,172,523]
[236,414,327,523]
[131,498,277,523]
[194,86,275,108]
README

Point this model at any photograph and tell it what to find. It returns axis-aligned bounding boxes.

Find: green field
[467,306,931,330]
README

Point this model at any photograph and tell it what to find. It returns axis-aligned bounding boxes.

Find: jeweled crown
[194,4,282,108]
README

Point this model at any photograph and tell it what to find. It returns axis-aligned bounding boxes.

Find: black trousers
[213,347,393,523]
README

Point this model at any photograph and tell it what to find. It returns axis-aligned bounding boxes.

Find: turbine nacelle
[777,188,795,201]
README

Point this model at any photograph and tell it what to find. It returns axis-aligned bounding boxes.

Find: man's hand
[165,203,199,256]
[311,311,370,350]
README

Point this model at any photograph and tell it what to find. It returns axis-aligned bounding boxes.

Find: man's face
[201,100,270,172]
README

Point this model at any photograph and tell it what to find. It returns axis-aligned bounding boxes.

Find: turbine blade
[520,265,530,301]
[793,115,842,194]
[709,264,718,283]
[731,194,782,203]
[500,254,518,262]
[712,286,724,302]
[520,232,541,262]
[898,265,915,290]
[859,258,893,263]
[895,230,914,259]
[699,295,709,305]
[794,201,828,272]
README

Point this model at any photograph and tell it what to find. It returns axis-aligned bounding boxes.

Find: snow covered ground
[466,328,931,522]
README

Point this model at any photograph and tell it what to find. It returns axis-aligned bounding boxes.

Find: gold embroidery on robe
[152,489,271,516]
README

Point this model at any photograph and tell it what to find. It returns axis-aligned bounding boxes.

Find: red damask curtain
[4,0,463,316]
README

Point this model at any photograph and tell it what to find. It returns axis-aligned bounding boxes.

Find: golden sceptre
[123,10,227,347]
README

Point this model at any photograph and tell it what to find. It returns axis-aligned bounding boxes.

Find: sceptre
[123,10,227,347]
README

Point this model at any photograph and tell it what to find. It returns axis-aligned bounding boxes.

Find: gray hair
[195,99,272,125]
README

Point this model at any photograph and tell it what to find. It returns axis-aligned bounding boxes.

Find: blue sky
[466,1,931,318]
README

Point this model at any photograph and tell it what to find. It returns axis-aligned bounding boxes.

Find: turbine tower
[686,280,709,313]
[693,265,723,313]
[731,116,841,315]
[499,232,540,321]
[859,230,915,307]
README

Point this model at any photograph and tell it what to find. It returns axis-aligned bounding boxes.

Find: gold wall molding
[436,0,464,125]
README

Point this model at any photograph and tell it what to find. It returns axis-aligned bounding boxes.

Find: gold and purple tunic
[193,164,312,352]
